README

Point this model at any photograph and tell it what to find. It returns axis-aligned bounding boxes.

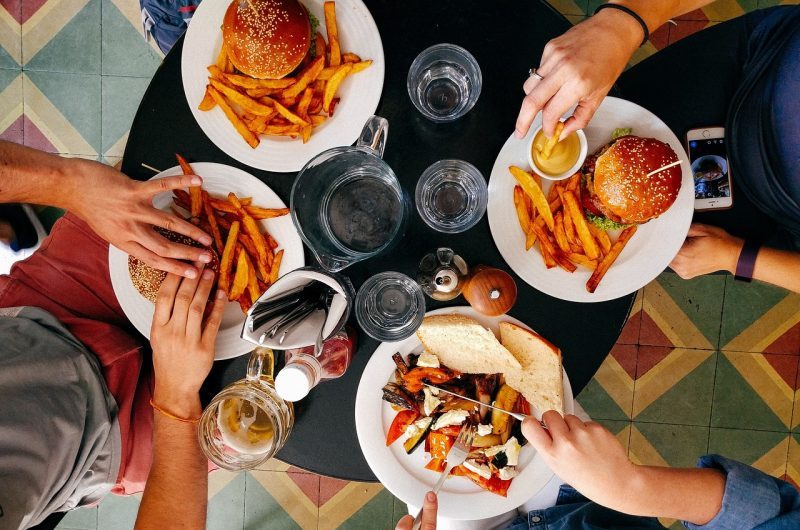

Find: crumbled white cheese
[498,466,518,480]
[432,409,470,430]
[416,351,440,368]
[423,388,442,416]
[405,418,432,438]
[463,459,493,479]
[476,424,493,436]
[504,437,521,466]
[484,444,504,458]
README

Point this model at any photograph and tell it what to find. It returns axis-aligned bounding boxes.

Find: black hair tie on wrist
[594,4,650,47]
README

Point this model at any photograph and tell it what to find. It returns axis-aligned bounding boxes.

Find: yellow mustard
[532,130,581,176]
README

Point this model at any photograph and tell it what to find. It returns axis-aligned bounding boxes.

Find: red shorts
[0,213,154,494]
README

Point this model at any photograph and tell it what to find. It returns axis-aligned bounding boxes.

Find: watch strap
[734,239,761,282]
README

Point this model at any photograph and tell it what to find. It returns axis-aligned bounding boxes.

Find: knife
[424,383,535,423]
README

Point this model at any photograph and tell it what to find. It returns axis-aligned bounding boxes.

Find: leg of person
[0,211,155,494]
[616,10,775,242]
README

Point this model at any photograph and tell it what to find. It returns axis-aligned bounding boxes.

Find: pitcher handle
[357,116,389,158]
[246,347,275,384]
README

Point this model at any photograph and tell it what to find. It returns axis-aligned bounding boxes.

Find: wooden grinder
[461,266,517,316]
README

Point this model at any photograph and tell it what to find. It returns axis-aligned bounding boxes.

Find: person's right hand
[515,9,643,140]
[522,411,638,512]
[395,491,437,530]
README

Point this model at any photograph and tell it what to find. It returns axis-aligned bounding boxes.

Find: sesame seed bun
[222,0,311,80]
[592,136,682,225]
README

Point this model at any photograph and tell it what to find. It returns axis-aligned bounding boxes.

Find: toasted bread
[416,315,522,374]
[499,322,563,414]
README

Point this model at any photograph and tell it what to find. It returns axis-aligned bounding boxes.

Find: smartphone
[686,127,733,211]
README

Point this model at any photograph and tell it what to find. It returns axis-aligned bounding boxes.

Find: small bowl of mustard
[526,125,588,181]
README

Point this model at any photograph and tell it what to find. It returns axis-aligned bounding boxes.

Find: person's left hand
[670,223,743,279]
[150,264,227,417]
[396,492,437,530]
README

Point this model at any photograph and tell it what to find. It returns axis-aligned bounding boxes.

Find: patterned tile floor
[0,0,796,529]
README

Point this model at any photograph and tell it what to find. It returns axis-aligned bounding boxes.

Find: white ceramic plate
[487,97,694,303]
[108,163,305,360]
[182,0,385,172]
[355,306,575,521]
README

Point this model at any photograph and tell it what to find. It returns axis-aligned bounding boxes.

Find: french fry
[244,251,261,302]
[198,86,216,111]
[563,190,599,260]
[553,212,571,253]
[555,186,577,245]
[328,97,341,116]
[538,237,556,269]
[513,186,531,234]
[540,121,565,160]
[224,74,295,90]
[525,227,537,251]
[566,173,580,191]
[272,100,310,127]
[202,191,224,251]
[297,87,313,119]
[587,226,638,293]
[569,253,598,270]
[509,165,554,231]
[246,87,283,98]
[246,206,290,220]
[342,52,361,63]
[207,65,227,81]
[230,248,249,300]
[319,60,372,80]
[219,220,240,294]
[209,78,275,116]
[314,32,327,61]
[264,124,301,137]
[281,55,325,100]
[308,96,323,115]
[588,223,612,254]
[238,234,262,272]
[215,43,228,71]
[175,154,202,219]
[207,87,260,148]
[323,64,352,113]
[349,60,372,75]
[310,114,327,126]
[301,125,313,143]
[237,292,252,314]
[270,249,284,284]
[265,232,279,250]
[324,1,341,66]
[228,193,271,281]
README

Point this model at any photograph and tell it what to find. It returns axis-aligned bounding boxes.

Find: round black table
[121,0,634,482]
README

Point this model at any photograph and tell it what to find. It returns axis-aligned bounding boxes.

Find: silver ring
[528,67,544,81]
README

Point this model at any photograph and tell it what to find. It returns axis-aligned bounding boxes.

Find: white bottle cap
[275,364,314,402]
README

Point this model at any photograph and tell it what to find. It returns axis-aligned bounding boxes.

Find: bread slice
[416,315,522,374]
[499,322,564,414]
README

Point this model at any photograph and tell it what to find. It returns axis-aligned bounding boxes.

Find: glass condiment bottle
[417,247,469,301]
[274,327,357,402]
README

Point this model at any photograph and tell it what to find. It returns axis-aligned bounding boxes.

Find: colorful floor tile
[33,1,795,529]
[0,0,22,68]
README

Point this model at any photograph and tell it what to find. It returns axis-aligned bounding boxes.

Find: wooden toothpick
[141,163,163,173]
[646,160,682,177]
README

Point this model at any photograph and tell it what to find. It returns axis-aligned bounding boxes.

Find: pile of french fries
[509,165,638,293]
[198,1,372,148]
[174,154,288,312]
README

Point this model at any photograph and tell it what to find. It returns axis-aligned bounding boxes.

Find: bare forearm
[753,247,800,293]
[0,140,87,210]
[134,394,207,530]
[612,0,715,31]
[616,466,725,525]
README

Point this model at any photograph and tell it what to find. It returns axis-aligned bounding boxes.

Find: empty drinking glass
[355,272,425,342]
[415,159,488,233]
[407,44,482,122]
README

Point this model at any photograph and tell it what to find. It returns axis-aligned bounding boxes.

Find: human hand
[150,265,226,418]
[523,411,637,511]
[395,492,437,530]
[670,223,743,279]
[67,159,213,278]
[515,9,642,139]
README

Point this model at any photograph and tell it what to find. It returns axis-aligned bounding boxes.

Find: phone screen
[688,138,731,200]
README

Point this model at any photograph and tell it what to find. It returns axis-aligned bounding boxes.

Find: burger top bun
[594,136,682,225]
[222,0,311,80]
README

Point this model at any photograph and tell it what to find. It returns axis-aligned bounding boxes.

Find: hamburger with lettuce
[581,129,682,230]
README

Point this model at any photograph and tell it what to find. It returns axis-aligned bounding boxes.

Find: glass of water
[355,272,426,342]
[415,159,488,233]
[407,44,482,122]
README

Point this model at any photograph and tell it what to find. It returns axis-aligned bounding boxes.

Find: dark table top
[121,0,634,482]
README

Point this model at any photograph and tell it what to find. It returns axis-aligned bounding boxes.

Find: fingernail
[190,176,202,186]
[202,269,214,280]
[514,129,524,139]
[199,252,212,263]
[200,235,213,246]
[216,289,227,299]
[185,268,197,279]
[426,492,435,502]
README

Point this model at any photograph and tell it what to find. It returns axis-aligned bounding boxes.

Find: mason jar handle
[246,347,275,384]
[357,115,389,158]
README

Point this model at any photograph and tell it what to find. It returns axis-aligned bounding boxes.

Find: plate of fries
[109,162,305,360]
[182,0,384,172]
[487,97,694,303]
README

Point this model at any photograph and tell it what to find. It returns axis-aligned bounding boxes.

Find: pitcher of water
[290,116,409,272]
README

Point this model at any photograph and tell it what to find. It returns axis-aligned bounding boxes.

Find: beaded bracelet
[594,4,650,47]
[149,398,201,423]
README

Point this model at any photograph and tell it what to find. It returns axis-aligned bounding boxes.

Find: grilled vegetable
[491,384,519,443]
[386,410,419,446]
[392,352,410,375]
[382,383,417,411]
[404,417,432,454]
[475,374,499,421]
[471,433,503,448]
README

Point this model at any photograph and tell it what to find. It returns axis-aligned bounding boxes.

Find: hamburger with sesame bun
[128,228,220,302]
[222,0,312,79]
[580,135,682,230]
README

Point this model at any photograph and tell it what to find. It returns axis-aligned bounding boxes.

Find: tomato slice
[424,458,446,473]
[453,466,512,497]
[402,367,457,392]
[514,394,532,415]
[434,425,463,437]
[428,432,454,460]
[386,410,419,446]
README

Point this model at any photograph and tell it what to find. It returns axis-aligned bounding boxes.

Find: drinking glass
[198,348,294,471]
[407,44,482,122]
[291,116,410,272]
[415,159,487,233]
[355,272,426,342]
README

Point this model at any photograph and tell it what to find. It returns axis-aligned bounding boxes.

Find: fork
[411,422,476,530]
